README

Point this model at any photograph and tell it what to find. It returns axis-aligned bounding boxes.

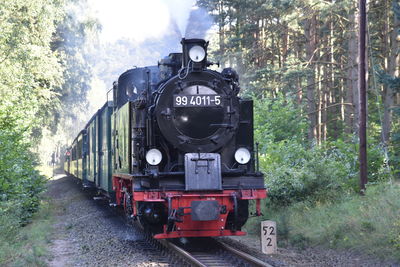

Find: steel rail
[218,241,273,267]
[158,239,207,267]
[157,238,273,267]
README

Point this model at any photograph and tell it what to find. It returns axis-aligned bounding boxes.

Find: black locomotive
[65,38,266,239]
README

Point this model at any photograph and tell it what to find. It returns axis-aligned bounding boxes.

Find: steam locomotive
[64,39,266,239]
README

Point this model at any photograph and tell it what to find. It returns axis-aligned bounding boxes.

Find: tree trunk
[296,32,303,106]
[382,11,399,144]
[218,1,225,63]
[304,14,318,143]
[346,8,359,135]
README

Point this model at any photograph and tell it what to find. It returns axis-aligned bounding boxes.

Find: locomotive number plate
[173,94,222,107]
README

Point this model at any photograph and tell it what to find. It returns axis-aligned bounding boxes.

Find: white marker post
[261,220,277,254]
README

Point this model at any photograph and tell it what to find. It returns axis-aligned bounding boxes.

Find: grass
[244,182,400,261]
[0,199,54,266]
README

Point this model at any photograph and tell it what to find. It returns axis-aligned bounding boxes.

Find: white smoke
[88,0,201,43]
[87,0,170,43]
[185,6,213,39]
[166,0,196,37]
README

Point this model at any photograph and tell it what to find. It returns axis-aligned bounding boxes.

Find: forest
[198,0,400,200]
[0,0,400,263]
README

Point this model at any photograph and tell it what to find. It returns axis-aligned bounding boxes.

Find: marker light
[234,148,251,164]
[189,45,206,62]
[146,149,162,165]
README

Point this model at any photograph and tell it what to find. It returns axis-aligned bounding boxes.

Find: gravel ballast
[47,175,172,266]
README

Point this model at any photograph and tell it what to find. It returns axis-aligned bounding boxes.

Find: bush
[0,128,46,224]
[0,121,49,266]
[254,96,307,150]
[260,141,356,205]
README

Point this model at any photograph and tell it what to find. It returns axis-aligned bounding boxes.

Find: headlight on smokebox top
[146,149,162,165]
[189,45,206,62]
[234,148,251,164]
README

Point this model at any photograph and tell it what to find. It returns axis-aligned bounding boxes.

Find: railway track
[158,237,273,267]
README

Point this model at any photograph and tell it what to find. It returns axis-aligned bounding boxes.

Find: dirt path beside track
[46,175,169,267]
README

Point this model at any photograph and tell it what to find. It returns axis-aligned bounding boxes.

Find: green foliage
[254,94,389,206]
[260,137,389,206]
[0,0,64,227]
[260,141,357,205]
[330,137,391,183]
[253,95,350,204]
[254,95,307,148]
[0,0,98,231]
[0,125,46,224]
[0,0,64,140]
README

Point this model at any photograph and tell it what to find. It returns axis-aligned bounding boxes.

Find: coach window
[92,127,96,153]
[87,135,90,156]
[78,139,82,159]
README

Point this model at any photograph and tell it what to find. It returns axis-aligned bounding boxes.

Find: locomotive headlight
[234,148,251,164]
[189,45,206,62]
[146,149,162,165]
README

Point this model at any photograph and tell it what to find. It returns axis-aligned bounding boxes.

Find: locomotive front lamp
[181,38,208,70]
[234,147,251,164]
[146,149,162,165]
[189,45,206,63]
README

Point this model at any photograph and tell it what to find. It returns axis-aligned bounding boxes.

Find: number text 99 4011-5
[174,95,222,107]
